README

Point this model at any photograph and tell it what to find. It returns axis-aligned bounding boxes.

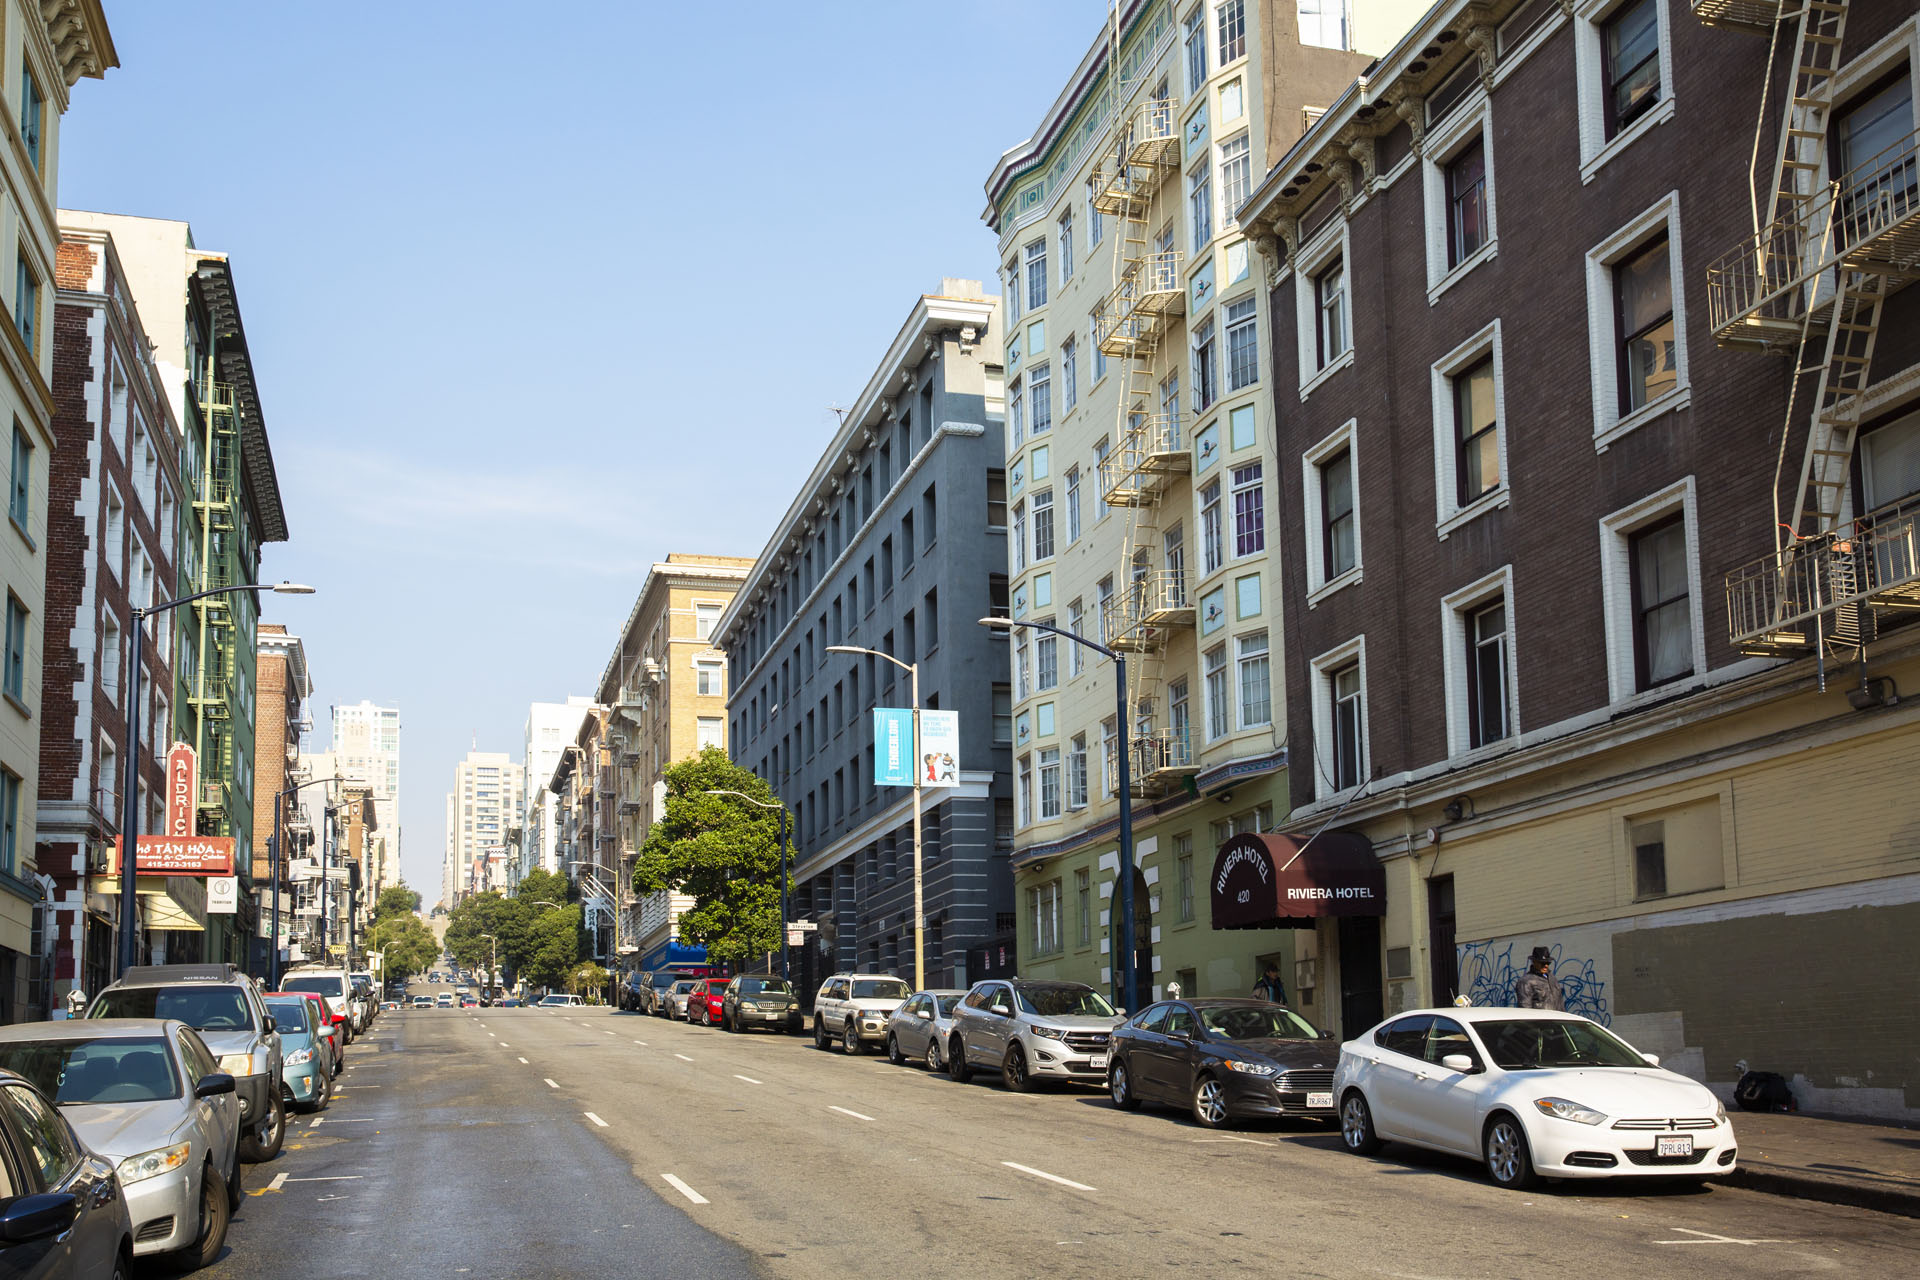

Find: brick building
[250,623,310,969]
[1237,0,1920,1117]
[39,217,189,1009]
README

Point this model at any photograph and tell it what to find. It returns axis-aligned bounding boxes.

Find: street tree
[444,892,531,978]
[514,867,572,907]
[520,904,584,989]
[632,749,792,967]
[367,911,438,981]
[373,884,422,922]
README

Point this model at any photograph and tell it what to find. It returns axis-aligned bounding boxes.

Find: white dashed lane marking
[733,1074,762,1085]
[545,1078,559,1089]
[674,1054,694,1062]
[584,1112,609,1127]
[517,1057,529,1064]
[662,1174,709,1205]
[828,1105,874,1122]
[1002,1162,1095,1192]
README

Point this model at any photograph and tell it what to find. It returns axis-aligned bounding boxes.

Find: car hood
[1027,1014,1123,1031]
[196,1030,260,1057]
[845,997,906,1013]
[1494,1067,1719,1117]
[65,1100,193,1161]
[1215,1037,1338,1069]
[740,992,796,1004]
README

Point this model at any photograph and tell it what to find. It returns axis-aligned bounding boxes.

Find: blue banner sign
[873,708,914,786]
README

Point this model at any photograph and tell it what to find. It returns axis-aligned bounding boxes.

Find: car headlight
[1223,1059,1278,1076]
[1532,1097,1607,1125]
[1028,1024,1067,1040]
[118,1142,191,1185]
[218,1053,257,1077]
[1713,1095,1728,1122]
[285,1049,314,1067]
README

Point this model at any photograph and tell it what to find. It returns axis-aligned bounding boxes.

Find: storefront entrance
[1338,915,1383,1038]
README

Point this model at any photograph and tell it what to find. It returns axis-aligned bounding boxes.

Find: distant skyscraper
[522,698,595,879]
[443,751,523,906]
[331,702,400,889]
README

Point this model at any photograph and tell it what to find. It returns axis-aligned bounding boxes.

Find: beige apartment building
[0,1,112,1016]
[983,0,1419,1003]
[596,554,752,976]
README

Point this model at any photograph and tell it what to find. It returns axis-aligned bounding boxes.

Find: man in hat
[1251,962,1288,1005]
[1514,946,1564,1011]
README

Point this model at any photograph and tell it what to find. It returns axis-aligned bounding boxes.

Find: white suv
[811,973,912,1054]
[948,979,1122,1091]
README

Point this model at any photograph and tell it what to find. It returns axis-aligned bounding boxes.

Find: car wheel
[244,1088,286,1163]
[113,1246,131,1280]
[842,1022,862,1055]
[314,1069,331,1112]
[924,1036,944,1073]
[172,1163,229,1271]
[1340,1091,1383,1156]
[886,1033,906,1066]
[1192,1074,1231,1129]
[225,1150,244,1211]
[1109,1058,1140,1111]
[814,1017,830,1050]
[1484,1115,1539,1190]
[947,1036,973,1082]
[1002,1044,1036,1093]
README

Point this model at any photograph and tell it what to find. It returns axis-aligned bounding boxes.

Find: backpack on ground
[1734,1069,1797,1113]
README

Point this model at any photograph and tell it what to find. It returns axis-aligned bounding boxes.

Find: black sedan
[1108,998,1340,1129]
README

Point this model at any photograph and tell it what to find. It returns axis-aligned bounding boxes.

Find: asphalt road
[197,996,1920,1279]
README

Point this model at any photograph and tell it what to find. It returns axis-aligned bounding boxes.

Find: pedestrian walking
[1514,946,1565,1011]
[1251,962,1288,1005]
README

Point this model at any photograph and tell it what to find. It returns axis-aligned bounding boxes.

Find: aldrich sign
[1210,831,1385,929]
[165,742,198,837]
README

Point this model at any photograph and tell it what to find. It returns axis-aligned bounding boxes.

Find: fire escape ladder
[1762,1,1851,236]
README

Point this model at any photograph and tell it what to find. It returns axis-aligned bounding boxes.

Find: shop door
[1427,875,1458,1003]
[1132,869,1154,1009]
[1337,915,1383,1039]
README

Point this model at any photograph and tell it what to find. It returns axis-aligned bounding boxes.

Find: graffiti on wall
[1458,939,1611,1025]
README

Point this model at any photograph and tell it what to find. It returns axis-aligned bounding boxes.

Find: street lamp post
[703,789,791,983]
[267,770,353,990]
[826,644,925,991]
[478,933,500,1001]
[117,581,314,978]
[980,616,1138,1014]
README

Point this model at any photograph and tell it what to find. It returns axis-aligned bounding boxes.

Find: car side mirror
[915,1009,932,1020]
[0,1193,80,1243]
[262,1016,276,1034]
[1642,1053,1660,1067]
[1320,1030,1336,1039]
[1440,1054,1477,1074]
[195,1072,237,1098]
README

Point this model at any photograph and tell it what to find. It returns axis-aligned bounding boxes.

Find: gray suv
[947,979,1122,1091]
[89,963,286,1162]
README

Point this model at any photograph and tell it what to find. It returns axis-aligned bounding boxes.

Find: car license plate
[1306,1091,1334,1109]
[1089,1053,1108,1070]
[1656,1135,1693,1158]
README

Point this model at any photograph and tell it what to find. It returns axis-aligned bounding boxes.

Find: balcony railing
[1726,491,1920,651]
[1098,413,1189,506]
[1103,570,1195,651]
[1705,127,1920,349]
[1105,724,1197,797]
[1121,98,1179,169]
[1688,0,1782,33]
[1094,251,1186,355]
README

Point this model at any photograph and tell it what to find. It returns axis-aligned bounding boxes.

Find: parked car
[280,967,356,1046]
[498,998,522,1008]
[0,1064,134,1278]
[349,972,376,1029]
[885,990,967,1069]
[0,1018,241,1269]
[88,963,285,1163]
[720,976,802,1034]
[459,998,477,1009]
[947,979,1121,1091]
[273,993,342,1079]
[1334,1008,1737,1189]
[686,980,726,1027]
[810,973,912,1054]
[1106,999,1338,1128]
[261,996,332,1113]
[535,994,581,1008]
[658,981,697,1020]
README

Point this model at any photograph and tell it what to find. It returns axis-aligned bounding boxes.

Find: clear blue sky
[61,2,1108,897]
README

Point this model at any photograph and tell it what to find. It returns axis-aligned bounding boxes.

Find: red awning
[1209,831,1385,930]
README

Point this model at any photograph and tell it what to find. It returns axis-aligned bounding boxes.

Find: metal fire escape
[1090,46,1199,798]
[1697,0,1920,668]
[189,371,244,822]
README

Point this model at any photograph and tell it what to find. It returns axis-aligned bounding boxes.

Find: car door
[969,984,1013,1065]
[1407,1016,1486,1153]
[181,1029,238,1163]
[0,1082,119,1279]
[893,995,925,1055]
[1146,1004,1199,1100]
[1361,1015,1433,1141]
[1119,1004,1171,1100]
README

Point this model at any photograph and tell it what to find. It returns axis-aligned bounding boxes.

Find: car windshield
[0,1037,181,1105]
[936,995,963,1017]
[671,982,695,994]
[1476,1019,1650,1070]
[1198,1005,1321,1041]
[852,979,910,1000]
[283,976,344,999]
[738,979,792,996]
[265,1003,312,1037]
[1015,984,1116,1018]
[91,985,252,1030]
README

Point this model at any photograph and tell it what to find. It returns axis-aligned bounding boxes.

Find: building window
[1835,74,1914,241]
[1586,196,1689,446]
[1038,747,1061,820]
[1217,0,1246,65]
[1200,479,1224,575]
[1169,677,1191,756]
[1058,207,1074,283]
[1615,235,1675,415]
[1298,0,1350,50]
[1065,600,1084,675]
[1016,754,1032,826]
[1092,437,1110,519]
[1220,133,1251,223]
[1330,662,1364,791]
[1322,450,1355,581]
[1225,296,1258,390]
[8,424,29,530]
[1087,178,1104,246]
[993,685,1012,743]
[3,594,25,704]
[1030,878,1062,954]
[1453,355,1500,508]
[1029,362,1052,435]
[697,717,724,751]
[1192,317,1218,412]
[1177,846,1195,922]
[1014,634,1030,700]
[0,770,16,876]
[1632,820,1667,899]
[1315,260,1346,369]
[1185,5,1208,95]
[13,257,37,356]
[1631,516,1691,690]
[1466,598,1510,748]
[1009,376,1024,446]
[1011,501,1026,572]
[1061,337,1078,413]
[695,660,724,696]
[1447,138,1488,267]
[1025,239,1048,310]
[18,58,42,172]
[1100,717,1117,794]
[1603,0,1661,138]
[1189,163,1213,251]
[1064,467,1082,544]
[694,603,721,641]
[1236,630,1270,728]
[1230,462,1264,556]
[987,471,1007,527]
[1068,734,1088,809]
[1204,644,1229,740]
[1076,868,1092,946]
[1096,577,1114,644]
[1036,630,1058,692]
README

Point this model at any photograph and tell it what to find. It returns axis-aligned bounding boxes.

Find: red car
[272,990,344,1077]
[460,997,477,1008]
[688,979,726,1026]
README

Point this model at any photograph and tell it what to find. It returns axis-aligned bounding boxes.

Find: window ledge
[2,691,27,719]
[1298,348,1354,402]
[1437,487,1510,540]
[1581,97,1675,186]
[1594,386,1691,453]
[1427,240,1499,306]
[9,513,33,552]
[1306,566,1363,609]
[0,869,37,904]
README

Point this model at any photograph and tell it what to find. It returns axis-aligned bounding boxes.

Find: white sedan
[1333,1007,1735,1189]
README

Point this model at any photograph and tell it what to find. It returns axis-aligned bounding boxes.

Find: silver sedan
[885,990,969,1070]
[659,981,697,1020]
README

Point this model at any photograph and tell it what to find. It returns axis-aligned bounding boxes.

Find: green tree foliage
[521,905,584,989]
[567,962,610,1000]
[443,892,531,978]
[632,749,791,967]
[366,911,438,981]
[514,867,572,908]
[373,884,422,922]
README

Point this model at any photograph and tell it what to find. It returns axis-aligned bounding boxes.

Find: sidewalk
[1727,1110,1920,1217]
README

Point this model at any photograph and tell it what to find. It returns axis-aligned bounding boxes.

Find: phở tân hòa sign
[111,835,236,877]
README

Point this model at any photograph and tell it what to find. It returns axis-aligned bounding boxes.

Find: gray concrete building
[715,281,1011,995]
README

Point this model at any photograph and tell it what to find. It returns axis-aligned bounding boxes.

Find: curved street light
[703,788,792,982]
[118,581,315,977]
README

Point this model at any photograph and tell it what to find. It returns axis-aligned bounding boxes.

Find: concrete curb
[1728,1165,1920,1219]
